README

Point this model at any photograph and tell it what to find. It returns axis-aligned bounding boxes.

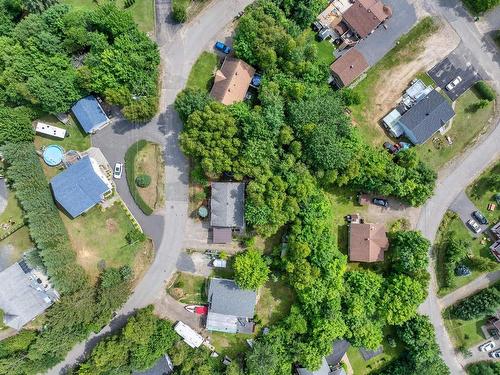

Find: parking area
[449,191,489,236]
[428,44,482,101]
[353,0,417,65]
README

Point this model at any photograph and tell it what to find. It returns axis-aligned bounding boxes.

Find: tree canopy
[234,248,270,290]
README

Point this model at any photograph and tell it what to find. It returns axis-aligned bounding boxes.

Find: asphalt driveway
[449,191,489,236]
[354,0,417,65]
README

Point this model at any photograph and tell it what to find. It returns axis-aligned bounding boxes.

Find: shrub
[475,81,497,101]
[125,140,154,215]
[450,283,500,320]
[135,174,151,188]
[125,229,146,244]
[172,1,188,23]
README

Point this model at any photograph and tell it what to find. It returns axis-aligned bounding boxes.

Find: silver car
[479,341,495,352]
[466,219,481,234]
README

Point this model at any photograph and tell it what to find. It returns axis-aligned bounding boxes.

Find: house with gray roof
[50,156,112,218]
[210,182,245,244]
[133,354,173,375]
[206,278,256,334]
[0,261,58,330]
[396,89,455,144]
[296,358,332,375]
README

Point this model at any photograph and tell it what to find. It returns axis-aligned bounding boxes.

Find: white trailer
[36,122,66,139]
[174,321,204,348]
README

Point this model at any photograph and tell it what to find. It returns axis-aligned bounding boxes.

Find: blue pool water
[43,145,64,166]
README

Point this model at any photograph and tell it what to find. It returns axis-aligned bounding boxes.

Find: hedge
[475,81,497,101]
[125,140,154,215]
[172,0,188,23]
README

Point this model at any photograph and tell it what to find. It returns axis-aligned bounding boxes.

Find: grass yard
[303,30,336,66]
[467,162,500,225]
[0,191,25,239]
[443,308,488,349]
[186,52,218,92]
[34,115,90,152]
[62,202,150,281]
[0,227,33,270]
[351,17,439,145]
[435,212,498,297]
[415,71,434,87]
[415,89,495,171]
[210,332,252,358]
[134,142,165,211]
[167,272,206,304]
[62,0,155,34]
[255,280,294,329]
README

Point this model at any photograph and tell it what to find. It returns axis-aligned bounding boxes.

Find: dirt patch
[374,21,459,125]
[135,143,165,212]
[361,195,421,229]
[106,218,118,233]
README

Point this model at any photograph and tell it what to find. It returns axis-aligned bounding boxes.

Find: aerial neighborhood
[0,0,498,375]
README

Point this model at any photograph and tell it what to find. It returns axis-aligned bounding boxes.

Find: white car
[446,76,462,90]
[113,163,123,179]
[467,219,481,234]
[490,349,500,358]
[479,341,495,352]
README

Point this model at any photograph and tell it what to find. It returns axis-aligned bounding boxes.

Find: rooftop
[71,95,109,134]
[330,48,369,87]
[50,156,111,218]
[210,58,256,105]
[297,358,331,375]
[210,182,245,228]
[349,221,389,262]
[342,0,391,38]
[207,278,256,318]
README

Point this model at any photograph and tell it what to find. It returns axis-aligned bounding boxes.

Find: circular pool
[43,145,64,166]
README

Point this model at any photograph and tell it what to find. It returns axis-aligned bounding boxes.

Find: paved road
[48,0,254,373]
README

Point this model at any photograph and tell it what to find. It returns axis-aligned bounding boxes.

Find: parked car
[214,41,231,54]
[372,198,389,208]
[383,142,401,154]
[113,163,123,179]
[472,210,488,225]
[455,264,471,277]
[479,341,495,352]
[446,76,462,91]
[489,349,500,358]
[467,219,482,234]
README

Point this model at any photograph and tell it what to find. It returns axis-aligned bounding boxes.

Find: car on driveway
[490,349,500,358]
[479,341,495,352]
[467,219,481,234]
[383,142,401,154]
[113,163,123,179]
[472,210,488,225]
[372,198,389,208]
[446,76,462,91]
[214,41,231,54]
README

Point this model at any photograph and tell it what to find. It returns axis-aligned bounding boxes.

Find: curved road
[48,1,253,373]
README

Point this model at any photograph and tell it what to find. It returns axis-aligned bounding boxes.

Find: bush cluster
[475,81,497,101]
[135,174,151,188]
[172,0,188,23]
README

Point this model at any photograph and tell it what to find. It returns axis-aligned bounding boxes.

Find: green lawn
[0,191,25,239]
[209,332,253,358]
[415,89,495,171]
[186,52,218,92]
[350,17,439,145]
[435,212,499,297]
[415,71,434,87]
[62,202,146,281]
[0,227,33,268]
[167,272,206,304]
[347,328,404,375]
[443,308,488,349]
[255,280,294,329]
[466,162,500,225]
[304,29,336,65]
[34,115,90,152]
[61,0,155,34]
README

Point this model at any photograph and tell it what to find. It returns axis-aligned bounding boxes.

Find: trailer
[36,122,66,139]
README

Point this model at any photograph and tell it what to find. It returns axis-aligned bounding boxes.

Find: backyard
[34,115,90,152]
[304,29,336,66]
[443,309,488,350]
[167,272,206,304]
[186,52,218,92]
[255,280,294,329]
[435,212,498,297]
[415,89,495,171]
[62,202,152,281]
[62,0,155,34]
[210,331,253,358]
[133,142,165,212]
[466,162,500,224]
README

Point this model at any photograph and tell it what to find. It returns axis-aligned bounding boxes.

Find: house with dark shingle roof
[50,156,111,218]
[342,0,392,39]
[349,215,389,262]
[206,278,257,334]
[71,95,110,134]
[210,182,245,244]
[396,89,455,144]
[330,48,369,87]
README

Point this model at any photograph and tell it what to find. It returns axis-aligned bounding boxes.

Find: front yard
[443,309,488,350]
[186,52,219,92]
[415,89,495,171]
[466,162,500,224]
[167,272,206,304]
[62,202,152,281]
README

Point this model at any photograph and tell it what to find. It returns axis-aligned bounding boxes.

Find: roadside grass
[415,89,495,171]
[255,280,294,329]
[62,202,149,281]
[415,71,434,86]
[167,272,206,304]
[125,140,154,215]
[34,115,90,152]
[134,141,165,211]
[466,162,500,225]
[0,309,5,330]
[443,308,488,349]
[435,212,498,297]
[347,327,404,375]
[350,17,439,145]
[62,0,155,34]
[186,52,218,92]
[304,29,336,66]
[209,332,252,358]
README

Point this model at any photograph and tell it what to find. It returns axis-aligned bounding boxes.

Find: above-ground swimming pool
[43,145,64,166]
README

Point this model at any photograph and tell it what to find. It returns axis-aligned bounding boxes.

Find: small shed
[174,321,204,348]
[382,109,404,138]
[36,122,66,139]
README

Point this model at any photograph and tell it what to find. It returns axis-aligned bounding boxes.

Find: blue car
[215,41,231,54]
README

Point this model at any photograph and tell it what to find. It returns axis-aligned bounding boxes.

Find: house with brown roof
[349,215,389,262]
[210,57,256,105]
[342,0,392,39]
[330,48,369,87]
